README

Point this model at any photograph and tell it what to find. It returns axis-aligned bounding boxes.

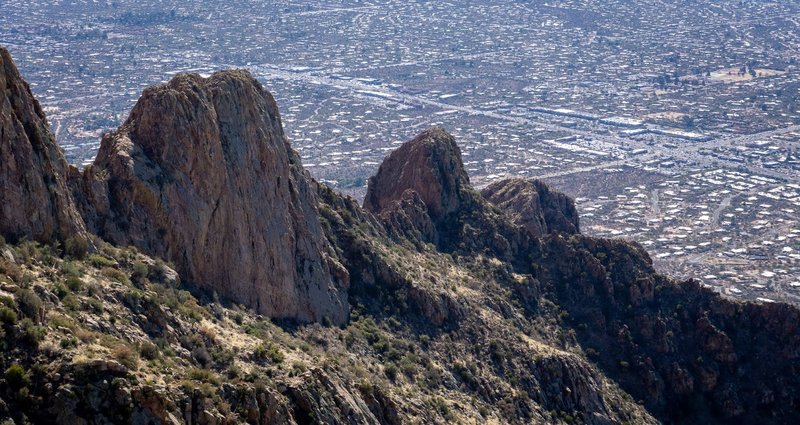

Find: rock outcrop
[73,71,349,324]
[0,46,88,245]
[364,127,471,221]
[362,128,531,264]
[481,177,579,236]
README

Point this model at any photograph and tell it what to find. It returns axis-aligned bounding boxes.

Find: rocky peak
[75,70,349,324]
[481,177,580,237]
[0,46,89,245]
[363,127,470,221]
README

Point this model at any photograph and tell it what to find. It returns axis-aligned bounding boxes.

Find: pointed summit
[364,127,471,221]
[0,46,89,245]
[75,70,349,324]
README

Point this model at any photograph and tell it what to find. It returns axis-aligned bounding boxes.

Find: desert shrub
[60,337,78,349]
[453,361,479,387]
[19,318,46,346]
[254,342,284,364]
[15,288,43,323]
[187,368,221,385]
[61,294,80,311]
[85,297,103,314]
[155,338,176,357]
[488,340,507,363]
[210,346,235,369]
[419,334,430,346]
[191,346,212,368]
[52,283,69,299]
[113,344,140,370]
[4,364,29,389]
[102,267,130,285]
[64,236,89,260]
[0,258,22,283]
[384,363,399,381]
[0,307,17,326]
[49,314,76,330]
[426,396,454,421]
[61,261,83,278]
[88,254,115,268]
[399,354,419,378]
[131,261,149,285]
[148,260,174,284]
[65,276,83,292]
[139,342,160,361]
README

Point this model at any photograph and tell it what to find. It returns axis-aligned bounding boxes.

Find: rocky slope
[1,46,799,424]
[71,71,349,325]
[481,177,580,236]
[0,47,89,246]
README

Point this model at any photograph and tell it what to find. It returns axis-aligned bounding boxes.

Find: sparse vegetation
[253,342,284,364]
[4,364,30,390]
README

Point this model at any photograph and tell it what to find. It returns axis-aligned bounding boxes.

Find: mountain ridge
[0,46,798,424]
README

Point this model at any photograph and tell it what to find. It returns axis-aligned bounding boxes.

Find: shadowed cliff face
[0,47,88,245]
[73,71,350,324]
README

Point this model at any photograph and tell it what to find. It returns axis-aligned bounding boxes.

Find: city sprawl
[2,0,800,303]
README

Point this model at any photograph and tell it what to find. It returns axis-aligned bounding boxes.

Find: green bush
[139,342,160,361]
[102,267,130,285]
[19,318,46,346]
[53,283,69,299]
[0,296,13,309]
[384,363,399,380]
[62,294,80,311]
[64,236,89,260]
[65,276,83,292]
[210,346,235,369]
[88,255,116,268]
[131,262,149,285]
[16,288,43,323]
[4,364,30,389]
[60,337,78,349]
[188,368,221,385]
[61,261,83,278]
[253,342,284,364]
[399,354,418,378]
[0,307,17,325]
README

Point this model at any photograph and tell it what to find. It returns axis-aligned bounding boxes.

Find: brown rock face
[362,127,533,264]
[0,46,88,244]
[363,127,470,221]
[374,189,438,247]
[75,71,348,324]
[481,177,579,237]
